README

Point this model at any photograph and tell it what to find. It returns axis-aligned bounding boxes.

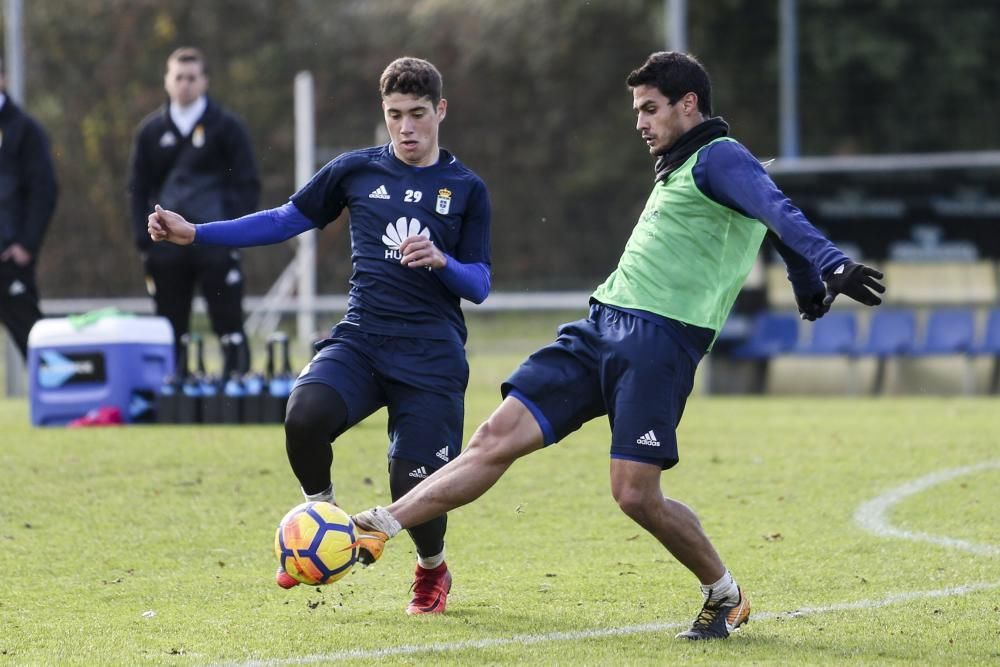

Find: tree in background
[6,0,999,298]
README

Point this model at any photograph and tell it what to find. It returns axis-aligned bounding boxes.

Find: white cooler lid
[28,315,174,348]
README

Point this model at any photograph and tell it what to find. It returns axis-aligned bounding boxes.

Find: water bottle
[264,332,294,423]
[177,333,203,424]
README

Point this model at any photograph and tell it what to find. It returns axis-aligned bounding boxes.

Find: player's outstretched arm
[697,141,885,312]
[822,261,885,307]
[148,204,196,245]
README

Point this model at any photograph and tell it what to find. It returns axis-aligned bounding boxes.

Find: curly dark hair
[379,57,443,105]
[626,51,712,116]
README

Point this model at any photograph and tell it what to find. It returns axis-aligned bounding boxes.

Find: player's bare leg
[609,459,749,639]
[610,459,725,581]
[394,397,544,525]
[352,397,544,556]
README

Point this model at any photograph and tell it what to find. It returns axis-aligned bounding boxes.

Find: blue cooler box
[27,315,174,426]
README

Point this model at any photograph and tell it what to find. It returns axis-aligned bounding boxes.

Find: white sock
[353,506,402,538]
[302,483,335,505]
[417,548,445,570]
[701,569,740,605]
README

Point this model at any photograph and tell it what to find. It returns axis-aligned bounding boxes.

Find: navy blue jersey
[291,144,491,344]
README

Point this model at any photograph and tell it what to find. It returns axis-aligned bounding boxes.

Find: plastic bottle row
[157,331,295,424]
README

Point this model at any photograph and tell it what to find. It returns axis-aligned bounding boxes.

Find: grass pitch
[1,338,999,665]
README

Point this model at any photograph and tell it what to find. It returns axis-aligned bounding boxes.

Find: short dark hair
[166,47,207,75]
[626,51,712,116]
[379,57,443,105]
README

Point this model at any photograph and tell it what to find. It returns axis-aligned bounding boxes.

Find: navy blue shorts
[502,304,702,469]
[294,326,468,470]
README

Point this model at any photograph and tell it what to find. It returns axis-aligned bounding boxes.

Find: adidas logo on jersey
[435,447,450,462]
[369,184,391,199]
[409,466,429,479]
[636,430,661,447]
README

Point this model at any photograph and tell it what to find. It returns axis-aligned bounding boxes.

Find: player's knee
[283,400,315,446]
[613,488,646,521]
[284,384,347,445]
[612,483,658,523]
[284,390,336,446]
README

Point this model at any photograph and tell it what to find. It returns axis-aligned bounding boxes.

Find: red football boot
[275,565,300,589]
[406,562,452,615]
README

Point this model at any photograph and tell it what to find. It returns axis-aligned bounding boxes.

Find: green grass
[2,340,1000,664]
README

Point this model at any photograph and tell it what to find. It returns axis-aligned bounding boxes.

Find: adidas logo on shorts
[435,447,450,462]
[409,466,429,479]
[636,430,661,447]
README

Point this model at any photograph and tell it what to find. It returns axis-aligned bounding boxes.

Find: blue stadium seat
[972,308,1000,356]
[854,310,917,394]
[854,309,916,357]
[731,312,799,360]
[792,312,857,355]
[910,308,975,356]
[972,308,1000,394]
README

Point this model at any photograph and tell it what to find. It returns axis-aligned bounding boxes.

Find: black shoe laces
[691,600,723,629]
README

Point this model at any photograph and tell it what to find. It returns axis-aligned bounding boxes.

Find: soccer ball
[274,501,357,585]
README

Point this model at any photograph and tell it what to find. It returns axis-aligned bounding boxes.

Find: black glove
[794,284,831,321]
[823,261,885,307]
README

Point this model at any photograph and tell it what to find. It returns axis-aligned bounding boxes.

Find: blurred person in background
[147,57,492,615]
[128,47,259,376]
[0,61,58,360]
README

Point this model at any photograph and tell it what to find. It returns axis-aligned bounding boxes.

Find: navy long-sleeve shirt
[692,139,848,294]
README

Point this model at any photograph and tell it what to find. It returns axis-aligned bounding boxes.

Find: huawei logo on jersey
[382,217,430,260]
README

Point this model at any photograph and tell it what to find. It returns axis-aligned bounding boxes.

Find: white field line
[224,581,1000,666]
[222,461,1000,666]
[854,460,1000,557]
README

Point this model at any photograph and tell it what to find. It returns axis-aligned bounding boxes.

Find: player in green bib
[352,52,885,639]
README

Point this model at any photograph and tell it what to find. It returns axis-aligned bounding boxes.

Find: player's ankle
[417,548,445,570]
[302,483,335,505]
[355,506,402,538]
[700,569,740,605]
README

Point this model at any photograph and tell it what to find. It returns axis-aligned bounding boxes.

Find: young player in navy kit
[147,57,491,614]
